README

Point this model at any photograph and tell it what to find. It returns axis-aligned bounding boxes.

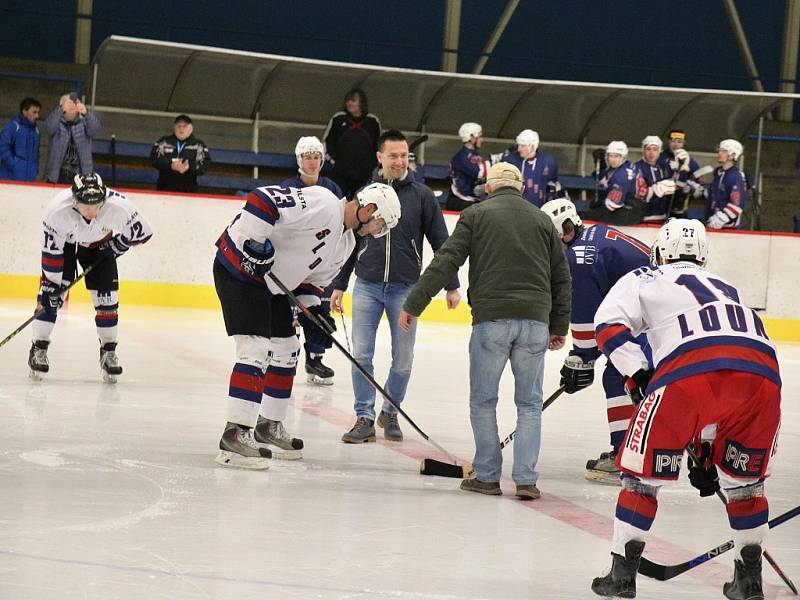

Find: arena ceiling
[92,36,799,152]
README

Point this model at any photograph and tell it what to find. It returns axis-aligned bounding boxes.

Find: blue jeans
[469,319,548,485]
[351,279,417,421]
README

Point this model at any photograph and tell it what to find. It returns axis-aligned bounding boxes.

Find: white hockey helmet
[541,197,582,235]
[516,129,540,150]
[295,136,324,159]
[606,140,628,160]
[641,135,663,153]
[458,122,483,142]
[356,183,402,237]
[650,218,709,267]
[295,136,325,176]
[718,138,743,161]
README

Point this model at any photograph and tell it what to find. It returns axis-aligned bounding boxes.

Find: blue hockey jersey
[598,161,637,211]
[501,149,559,207]
[705,165,747,229]
[566,223,651,363]
[281,175,343,198]
[633,159,671,222]
[448,146,490,201]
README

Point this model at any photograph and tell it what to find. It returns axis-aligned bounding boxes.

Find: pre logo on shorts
[651,449,683,478]
[722,439,767,477]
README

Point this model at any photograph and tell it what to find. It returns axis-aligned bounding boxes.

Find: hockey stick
[339,311,352,354]
[638,504,800,581]
[408,134,429,154]
[419,384,567,478]
[267,271,461,465]
[685,445,798,594]
[0,261,101,350]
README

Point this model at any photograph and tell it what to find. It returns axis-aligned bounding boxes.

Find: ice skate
[215,422,272,469]
[591,540,645,598]
[99,342,123,383]
[305,353,334,386]
[585,450,621,486]
[28,340,50,380]
[723,545,763,600]
[254,416,303,460]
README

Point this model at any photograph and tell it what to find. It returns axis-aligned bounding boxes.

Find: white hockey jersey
[40,187,153,286]
[215,185,356,299]
[594,262,780,392]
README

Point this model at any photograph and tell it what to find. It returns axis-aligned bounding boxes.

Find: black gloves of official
[39,279,63,316]
[299,305,336,350]
[241,239,275,278]
[560,355,595,394]
[100,234,131,259]
[688,442,721,498]
[624,368,654,405]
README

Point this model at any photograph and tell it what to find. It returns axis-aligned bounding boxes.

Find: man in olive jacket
[399,162,571,500]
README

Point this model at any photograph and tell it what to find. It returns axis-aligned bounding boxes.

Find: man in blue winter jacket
[331,129,461,443]
[0,98,41,182]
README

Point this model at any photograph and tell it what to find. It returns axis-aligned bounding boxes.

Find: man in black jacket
[331,130,461,443]
[323,89,381,199]
[150,114,211,193]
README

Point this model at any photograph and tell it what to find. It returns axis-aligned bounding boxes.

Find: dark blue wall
[1,0,796,93]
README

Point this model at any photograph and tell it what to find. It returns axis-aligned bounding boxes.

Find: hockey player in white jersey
[28,173,153,382]
[213,182,401,469]
[590,219,781,599]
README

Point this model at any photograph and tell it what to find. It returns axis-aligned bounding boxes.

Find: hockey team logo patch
[620,389,663,474]
[721,439,767,477]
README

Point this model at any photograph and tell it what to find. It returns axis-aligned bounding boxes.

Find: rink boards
[1,181,798,340]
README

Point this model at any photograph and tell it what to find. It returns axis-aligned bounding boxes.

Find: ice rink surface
[0,300,798,599]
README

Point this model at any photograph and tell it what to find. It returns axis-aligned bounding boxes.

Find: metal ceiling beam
[722,0,765,93]
[778,0,800,120]
[442,0,461,73]
[472,0,520,75]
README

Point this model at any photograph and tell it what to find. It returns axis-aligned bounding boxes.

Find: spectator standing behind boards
[323,89,381,199]
[44,93,101,184]
[0,97,41,181]
[399,162,571,501]
[331,129,461,444]
[501,129,559,208]
[150,115,211,193]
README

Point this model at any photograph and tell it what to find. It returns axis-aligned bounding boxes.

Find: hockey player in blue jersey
[281,136,343,385]
[541,196,652,484]
[445,122,493,211]
[703,139,748,230]
[501,129,559,208]
[657,129,704,217]
[634,136,677,223]
[583,141,643,226]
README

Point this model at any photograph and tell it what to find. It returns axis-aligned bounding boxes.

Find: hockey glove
[706,211,731,230]
[674,149,692,172]
[241,239,275,278]
[39,278,63,316]
[299,305,336,349]
[592,148,606,162]
[100,234,130,259]
[651,179,677,198]
[688,442,720,498]
[560,355,595,394]
[624,368,654,405]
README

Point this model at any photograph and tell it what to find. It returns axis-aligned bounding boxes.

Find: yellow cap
[486,161,522,182]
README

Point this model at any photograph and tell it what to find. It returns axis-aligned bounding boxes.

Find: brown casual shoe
[341,417,376,443]
[515,484,541,500]
[377,410,403,441]
[460,478,502,495]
